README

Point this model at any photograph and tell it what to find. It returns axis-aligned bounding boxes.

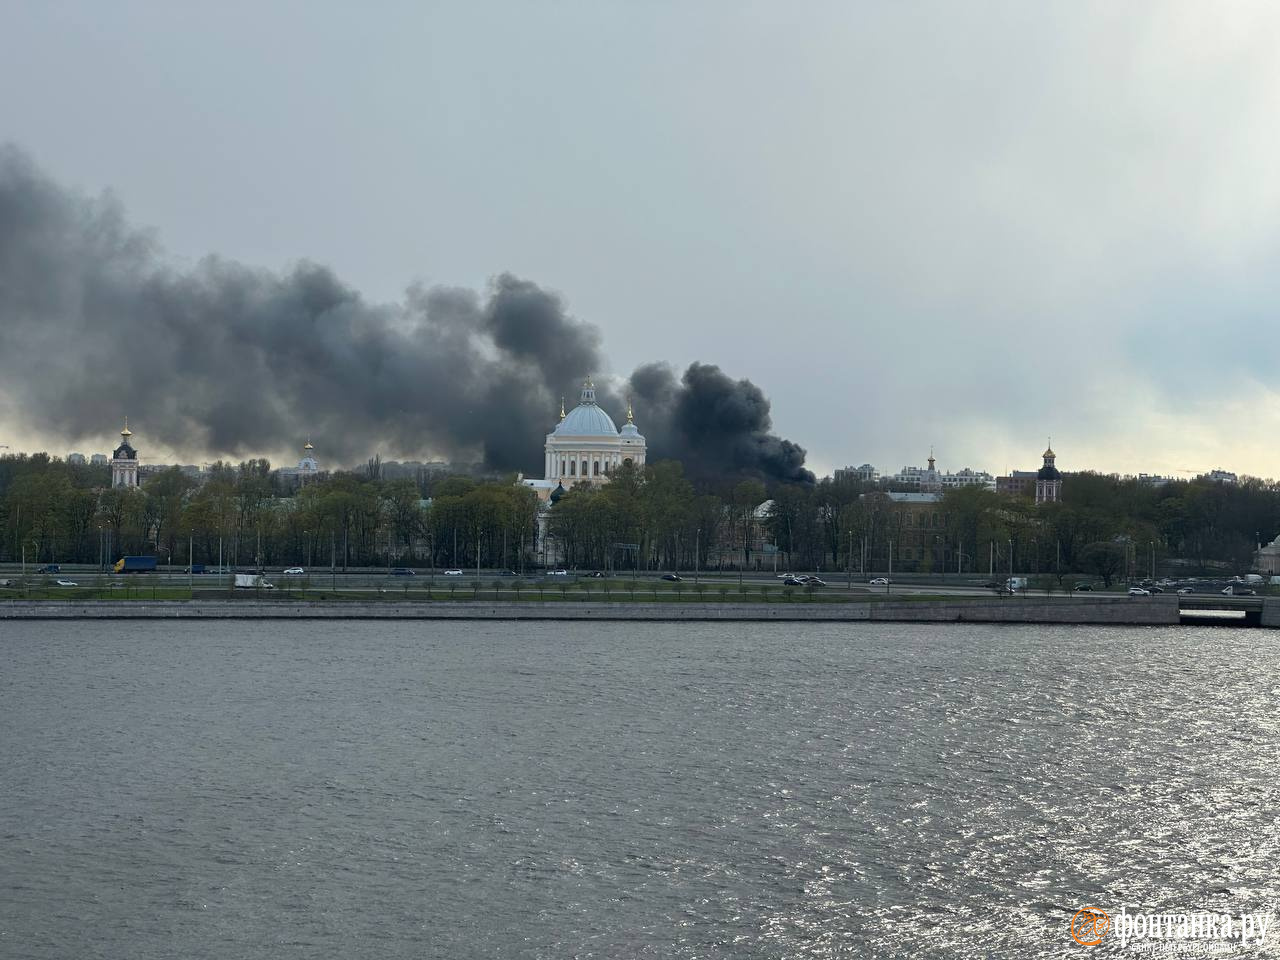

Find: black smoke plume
[0,145,812,486]
[620,363,815,486]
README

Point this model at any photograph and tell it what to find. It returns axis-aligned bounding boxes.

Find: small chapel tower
[1035,442,1062,504]
[110,418,139,488]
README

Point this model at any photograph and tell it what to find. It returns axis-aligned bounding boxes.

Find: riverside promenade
[0,596,1183,625]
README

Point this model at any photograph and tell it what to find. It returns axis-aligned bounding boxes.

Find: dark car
[661,574,683,582]
[783,576,806,586]
[391,567,415,576]
[499,569,517,576]
[583,571,606,578]
[1073,583,1093,591]
[806,577,827,586]
[37,564,60,574]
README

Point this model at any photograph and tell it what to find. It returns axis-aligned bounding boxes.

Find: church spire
[559,396,566,421]
[121,416,132,438]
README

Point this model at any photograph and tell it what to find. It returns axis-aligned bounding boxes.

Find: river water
[2,621,1278,958]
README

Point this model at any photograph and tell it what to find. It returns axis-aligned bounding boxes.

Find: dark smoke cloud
[622,362,815,487]
[0,144,811,485]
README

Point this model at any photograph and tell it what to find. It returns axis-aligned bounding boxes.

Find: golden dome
[120,417,133,438]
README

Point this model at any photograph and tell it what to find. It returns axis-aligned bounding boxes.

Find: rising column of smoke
[620,362,815,487]
[0,143,812,485]
[0,145,598,469]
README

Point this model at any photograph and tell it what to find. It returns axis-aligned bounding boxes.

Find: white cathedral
[520,377,646,502]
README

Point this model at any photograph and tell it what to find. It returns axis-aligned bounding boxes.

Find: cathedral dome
[555,404,618,437]
[552,378,619,437]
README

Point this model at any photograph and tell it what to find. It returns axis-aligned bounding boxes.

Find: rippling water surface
[3,620,1279,958]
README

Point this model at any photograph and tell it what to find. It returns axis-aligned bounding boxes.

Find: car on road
[1073,583,1093,591]
[869,577,890,585]
[782,576,805,585]
[1222,586,1255,596]
[1128,587,1150,596]
[1147,586,1164,594]
[1177,587,1194,595]
[546,569,569,576]
[392,568,416,576]
[37,564,60,574]
[499,569,518,576]
[583,571,605,578]
[54,579,78,587]
[443,569,464,576]
[661,574,684,582]
[0,578,15,588]
[806,577,827,586]
[283,567,305,575]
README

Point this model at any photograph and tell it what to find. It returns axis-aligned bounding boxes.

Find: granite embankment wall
[0,597,1181,625]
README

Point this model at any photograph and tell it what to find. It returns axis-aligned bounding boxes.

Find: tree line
[1,451,1275,580]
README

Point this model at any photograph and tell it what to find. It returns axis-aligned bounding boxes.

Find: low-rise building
[835,463,880,484]
[940,467,996,490]
[997,470,1037,498]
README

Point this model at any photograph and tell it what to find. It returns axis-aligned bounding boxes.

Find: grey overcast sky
[3,0,1280,478]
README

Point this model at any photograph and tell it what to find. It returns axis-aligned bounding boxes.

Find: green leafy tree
[1080,541,1126,588]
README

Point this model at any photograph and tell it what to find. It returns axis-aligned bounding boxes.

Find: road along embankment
[0,596,1181,625]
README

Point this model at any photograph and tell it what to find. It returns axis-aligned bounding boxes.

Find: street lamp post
[847,528,853,589]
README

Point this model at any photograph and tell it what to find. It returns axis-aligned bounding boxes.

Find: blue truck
[113,555,158,574]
